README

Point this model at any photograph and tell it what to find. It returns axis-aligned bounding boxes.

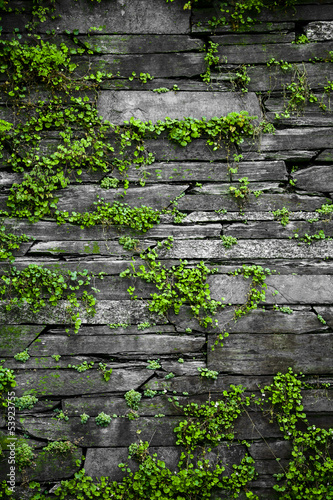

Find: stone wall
[0,0,333,498]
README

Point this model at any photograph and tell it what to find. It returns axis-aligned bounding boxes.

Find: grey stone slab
[249,440,292,460]
[0,300,155,326]
[55,184,188,212]
[76,34,203,54]
[191,17,295,34]
[146,137,230,161]
[247,63,333,92]
[97,91,261,124]
[15,368,151,397]
[217,41,333,65]
[174,307,327,334]
[211,32,295,45]
[265,111,333,128]
[0,325,45,356]
[207,333,333,374]
[125,161,287,183]
[41,0,190,34]
[177,193,327,212]
[27,239,154,256]
[314,306,333,327]
[315,149,333,162]
[244,127,333,152]
[302,390,333,412]
[20,416,181,447]
[183,210,320,223]
[73,53,205,78]
[225,220,333,239]
[159,239,333,260]
[0,448,82,482]
[49,325,176,336]
[29,334,205,356]
[292,165,333,192]
[306,21,333,41]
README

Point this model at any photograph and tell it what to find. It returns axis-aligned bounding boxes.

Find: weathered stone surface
[183,210,321,223]
[302,389,333,412]
[212,32,294,45]
[313,306,333,327]
[159,239,333,260]
[55,184,188,212]
[76,34,203,54]
[27,239,154,256]
[174,307,327,334]
[291,165,333,192]
[97,91,261,124]
[42,0,190,34]
[225,220,333,239]
[20,416,181,447]
[29,334,205,356]
[216,41,333,64]
[191,18,295,34]
[124,161,287,183]
[249,440,292,460]
[207,333,333,374]
[0,325,45,356]
[247,63,333,91]
[244,127,333,151]
[15,368,151,397]
[314,149,333,162]
[73,53,205,78]
[0,448,82,482]
[306,21,333,41]
[177,193,328,211]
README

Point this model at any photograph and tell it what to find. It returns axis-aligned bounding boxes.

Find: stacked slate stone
[0,0,332,498]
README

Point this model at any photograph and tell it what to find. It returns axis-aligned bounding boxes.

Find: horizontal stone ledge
[306,20,333,41]
[100,77,231,92]
[314,306,333,327]
[75,34,204,54]
[85,443,245,481]
[216,41,333,65]
[191,19,295,34]
[41,0,190,34]
[27,239,154,257]
[159,239,333,260]
[174,307,327,334]
[122,161,288,183]
[247,63,333,91]
[177,193,328,212]
[2,220,221,241]
[29,334,205,357]
[244,149,318,162]
[192,182,283,195]
[314,148,333,162]
[0,325,45,356]
[243,127,333,151]
[211,31,294,46]
[207,333,333,374]
[0,448,82,483]
[183,210,321,223]
[15,367,151,398]
[20,416,181,447]
[225,220,333,239]
[265,111,333,128]
[97,90,261,125]
[292,165,333,192]
[54,184,188,212]
[72,53,205,79]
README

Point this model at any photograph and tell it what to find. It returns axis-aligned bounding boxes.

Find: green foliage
[230,64,251,93]
[119,236,140,251]
[221,235,238,249]
[316,203,333,217]
[201,41,220,84]
[98,362,113,382]
[15,394,38,410]
[56,199,161,233]
[143,389,158,398]
[273,305,293,314]
[125,389,142,411]
[317,314,327,324]
[137,321,152,330]
[100,177,120,189]
[80,413,90,424]
[0,264,100,333]
[146,359,161,370]
[53,409,69,421]
[129,72,154,83]
[43,440,77,454]
[14,349,30,362]
[0,363,16,405]
[16,443,35,471]
[0,222,30,261]
[197,367,219,380]
[67,361,95,373]
[230,265,273,318]
[229,177,250,206]
[292,34,311,44]
[272,207,290,227]
[296,230,329,244]
[95,411,112,427]
[121,238,224,327]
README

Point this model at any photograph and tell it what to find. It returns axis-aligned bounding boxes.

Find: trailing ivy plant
[120,238,225,327]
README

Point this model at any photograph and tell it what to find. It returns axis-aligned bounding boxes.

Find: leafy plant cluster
[0,264,102,333]
[0,362,16,406]
[120,238,225,328]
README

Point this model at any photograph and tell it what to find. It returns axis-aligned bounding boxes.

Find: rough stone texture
[97,91,261,124]
[306,21,333,41]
